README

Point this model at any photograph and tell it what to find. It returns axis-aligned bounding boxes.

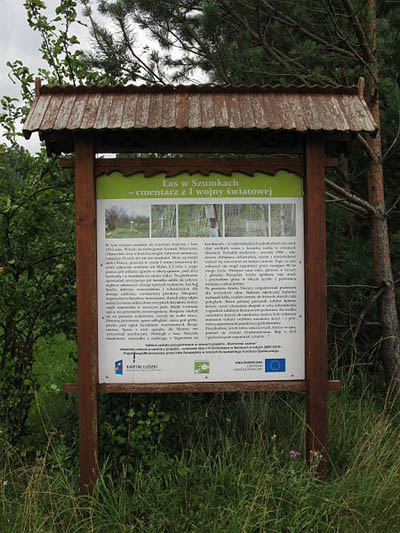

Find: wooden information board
[70,150,336,493]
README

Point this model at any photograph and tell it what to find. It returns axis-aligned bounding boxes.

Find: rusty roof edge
[357,94,378,133]
[22,97,39,139]
[38,83,360,96]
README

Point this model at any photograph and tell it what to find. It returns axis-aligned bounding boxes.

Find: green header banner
[96,171,303,200]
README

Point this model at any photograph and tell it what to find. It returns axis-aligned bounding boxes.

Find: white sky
[0,0,204,154]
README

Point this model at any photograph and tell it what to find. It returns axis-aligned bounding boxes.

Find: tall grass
[1,337,400,532]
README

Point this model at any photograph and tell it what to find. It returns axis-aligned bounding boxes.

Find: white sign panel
[97,169,304,383]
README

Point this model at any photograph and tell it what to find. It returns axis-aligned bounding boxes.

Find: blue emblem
[114,360,123,375]
[265,358,286,372]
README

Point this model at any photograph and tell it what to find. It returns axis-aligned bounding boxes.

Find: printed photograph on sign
[105,202,149,239]
[178,204,223,237]
[151,205,177,238]
[225,203,269,237]
[270,203,296,237]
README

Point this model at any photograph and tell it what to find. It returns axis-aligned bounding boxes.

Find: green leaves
[0,145,76,442]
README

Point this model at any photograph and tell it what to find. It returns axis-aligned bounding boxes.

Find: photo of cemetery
[270,203,296,237]
[151,205,177,238]
[105,203,150,238]
[178,204,223,237]
[225,204,269,237]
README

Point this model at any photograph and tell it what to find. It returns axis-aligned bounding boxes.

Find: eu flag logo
[265,358,286,372]
[114,360,123,375]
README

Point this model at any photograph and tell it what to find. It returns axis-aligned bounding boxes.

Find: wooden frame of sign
[67,133,336,494]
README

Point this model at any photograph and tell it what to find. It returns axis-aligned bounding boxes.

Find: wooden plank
[188,93,201,128]
[148,92,163,129]
[325,158,339,168]
[175,92,189,128]
[108,93,126,129]
[226,93,242,129]
[40,93,65,131]
[64,380,341,394]
[284,93,308,132]
[262,93,281,130]
[94,157,305,178]
[75,135,99,495]
[250,94,268,129]
[134,93,151,128]
[67,94,88,130]
[162,93,176,129]
[53,95,76,131]
[93,95,113,130]
[80,93,102,130]
[305,133,328,478]
[274,93,296,130]
[200,93,216,129]
[24,94,52,131]
[239,93,256,129]
[121,94,138,130]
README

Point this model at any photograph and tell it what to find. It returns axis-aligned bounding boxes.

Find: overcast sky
[0,1,202,154]
[0,0,94,153]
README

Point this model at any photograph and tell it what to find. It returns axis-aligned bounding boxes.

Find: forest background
[1,1,400,531]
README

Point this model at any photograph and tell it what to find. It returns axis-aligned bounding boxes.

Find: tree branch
[260,0,359,60]
[357,132,380,163]
[341,0,374,63]
[325,177,377,215]
[326,191,369,216]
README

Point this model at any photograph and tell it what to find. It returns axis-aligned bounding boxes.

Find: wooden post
[75,135,99,494]
[305,133,328,477]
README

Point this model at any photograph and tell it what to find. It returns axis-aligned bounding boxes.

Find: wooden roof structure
[23,82,377,155]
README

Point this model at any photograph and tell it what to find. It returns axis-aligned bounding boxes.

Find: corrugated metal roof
[23,83,377,139]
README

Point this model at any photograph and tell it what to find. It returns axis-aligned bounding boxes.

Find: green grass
[106,225,149,238]
[1,337,400,532]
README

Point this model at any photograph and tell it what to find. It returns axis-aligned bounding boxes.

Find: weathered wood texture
[75,136,99,495]
[305,133,328,478]
[24,84,378,139]
[93,157,304,178]
[64,380,341,394]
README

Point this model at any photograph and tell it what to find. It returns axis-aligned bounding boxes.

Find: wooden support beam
[324,158,339,168]
[59,158,74,168]
[64,380,341,394]
[305,133,328,478]
[75,135,99,495]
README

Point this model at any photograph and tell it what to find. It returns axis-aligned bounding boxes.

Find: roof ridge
[38,83,359,96]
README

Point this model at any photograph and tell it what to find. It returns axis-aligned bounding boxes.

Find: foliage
[2,0,399,449]
[3,0,106,147]
[0,146,75,442]
[81,0,399,87]
[22,0,97,86]
[2,359,400,531]
[151,204,176,238]
[99,395,173,472]
[178,203,222,237]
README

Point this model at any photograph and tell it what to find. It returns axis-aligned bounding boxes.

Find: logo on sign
[265,358,286,373]
[114,360,123,375]
[194,361,210,374]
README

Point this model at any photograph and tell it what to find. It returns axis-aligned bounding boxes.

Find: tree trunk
[364,0,400,387]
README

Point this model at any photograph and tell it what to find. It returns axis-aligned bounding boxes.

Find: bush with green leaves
[0,145,75,442]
